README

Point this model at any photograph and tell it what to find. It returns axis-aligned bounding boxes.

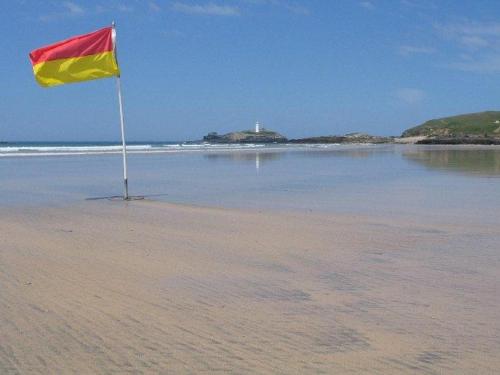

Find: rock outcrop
[289,133,393,144]
[203,129,287,143]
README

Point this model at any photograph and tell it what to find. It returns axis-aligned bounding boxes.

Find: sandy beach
[6,0,500,372]
[1,199,499,374]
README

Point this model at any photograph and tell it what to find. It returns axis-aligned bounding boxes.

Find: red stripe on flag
[29,27,113,65]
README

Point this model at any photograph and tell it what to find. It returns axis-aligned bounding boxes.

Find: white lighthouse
[255,121,260,133]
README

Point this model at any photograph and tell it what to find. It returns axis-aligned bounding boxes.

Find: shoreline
[2,143,500,220]
[1,199,499,373]
[2,142,500,159]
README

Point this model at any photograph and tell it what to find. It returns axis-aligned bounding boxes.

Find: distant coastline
[201,111,500,145]
[4,111,500,147]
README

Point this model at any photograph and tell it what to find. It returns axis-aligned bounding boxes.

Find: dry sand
[1,200,499,374]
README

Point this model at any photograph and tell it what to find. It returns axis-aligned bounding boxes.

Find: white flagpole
[112,22,129,200]
[116,76,129,200]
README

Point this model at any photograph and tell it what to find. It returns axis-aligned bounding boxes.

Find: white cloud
[149,2,161,12]
[244,0,310,15]
[97,3,136,13]
[284,3,309,15]
[436,20,500,47]
[400,0,437,10]
[399,45,435,56]
[62,1,85,15]
[395,88,425,104]
[116,4,134,12]
[459,35,489,48]
[448,55,500,73]
[440,22,500,37]
[172,2,240,16]
[360,1,375,10]
[434,20,500,73]
[40,1,139,21]
[39,1,85,21]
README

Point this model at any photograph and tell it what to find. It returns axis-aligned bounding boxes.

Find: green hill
[402,111,500,137]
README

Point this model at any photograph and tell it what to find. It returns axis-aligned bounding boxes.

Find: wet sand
[1,200,499,374]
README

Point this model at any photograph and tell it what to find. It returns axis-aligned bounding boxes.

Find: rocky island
[202,128,392,144]
[203,128,287,144]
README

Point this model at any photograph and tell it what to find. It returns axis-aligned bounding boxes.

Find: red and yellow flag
[29,27,120,87]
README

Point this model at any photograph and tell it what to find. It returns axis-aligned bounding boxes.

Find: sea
[1,141,500,224]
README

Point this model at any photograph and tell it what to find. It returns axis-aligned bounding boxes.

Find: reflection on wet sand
[203,146,395,170]
[204,151,282,171]
[295,145,399,160]
[204,151,282,163]
[403,147,500,176]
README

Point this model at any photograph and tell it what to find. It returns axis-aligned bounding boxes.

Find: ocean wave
[0,145,152,152]
[0,143,269,157]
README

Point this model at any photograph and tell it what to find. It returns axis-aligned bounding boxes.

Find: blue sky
[2,0,500,141]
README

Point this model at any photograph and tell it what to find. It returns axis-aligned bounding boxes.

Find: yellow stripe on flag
[32,51,120,87]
